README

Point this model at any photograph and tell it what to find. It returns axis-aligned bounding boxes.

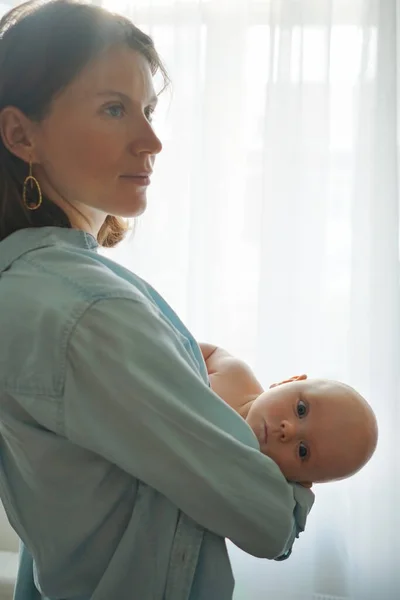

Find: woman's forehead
[63,46,155,102]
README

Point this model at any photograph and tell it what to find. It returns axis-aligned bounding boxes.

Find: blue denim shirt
[0,227,314,600]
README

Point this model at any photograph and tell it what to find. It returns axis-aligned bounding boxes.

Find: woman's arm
[62,297,313,560]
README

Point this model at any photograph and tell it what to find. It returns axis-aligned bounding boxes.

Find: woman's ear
[0,106,36,162]
[269,374,307,389]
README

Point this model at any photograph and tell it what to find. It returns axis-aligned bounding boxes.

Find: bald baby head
[245,378,378,485]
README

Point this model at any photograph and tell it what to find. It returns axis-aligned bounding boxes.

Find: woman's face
[32,45,162,233]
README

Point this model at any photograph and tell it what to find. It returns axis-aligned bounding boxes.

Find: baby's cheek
[263,446,285,470]
[264,446,297,480]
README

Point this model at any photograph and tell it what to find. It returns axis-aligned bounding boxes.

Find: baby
[202,345,378,486]
[243,375,378,487]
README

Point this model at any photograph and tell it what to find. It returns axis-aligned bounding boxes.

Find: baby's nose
[279,420,296,442]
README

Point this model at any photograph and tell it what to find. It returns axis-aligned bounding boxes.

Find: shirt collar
[0,226,98,274]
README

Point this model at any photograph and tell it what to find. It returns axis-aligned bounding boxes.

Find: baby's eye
[104,103,125,119]
[298,442,308,460]
[297,399,307,418]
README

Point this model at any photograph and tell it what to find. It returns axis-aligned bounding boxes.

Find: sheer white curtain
[99,1,400,599]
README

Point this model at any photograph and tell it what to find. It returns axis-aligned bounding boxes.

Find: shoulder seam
[21,253,97,302]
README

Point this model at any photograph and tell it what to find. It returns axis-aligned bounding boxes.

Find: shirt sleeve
[63,296,314,559]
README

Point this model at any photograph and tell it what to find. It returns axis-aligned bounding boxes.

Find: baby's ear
[269,374,307,389]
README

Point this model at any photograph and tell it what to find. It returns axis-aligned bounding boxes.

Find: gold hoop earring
[23,160,42,211]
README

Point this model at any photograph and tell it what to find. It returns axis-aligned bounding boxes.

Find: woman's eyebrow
[95,90,159,106]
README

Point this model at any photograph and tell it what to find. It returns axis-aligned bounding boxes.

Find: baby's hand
[269,374,307,389]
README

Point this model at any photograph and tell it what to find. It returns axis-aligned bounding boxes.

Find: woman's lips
[120,175,151,186]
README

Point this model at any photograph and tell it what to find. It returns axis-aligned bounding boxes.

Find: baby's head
[245,376,378,486]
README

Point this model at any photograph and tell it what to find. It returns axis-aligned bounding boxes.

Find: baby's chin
[282,474,314,487]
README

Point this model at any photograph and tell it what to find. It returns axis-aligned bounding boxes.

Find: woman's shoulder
[0,228,157,395]
[0,226,205,396]
[4,240,157,318]
[22,241,143,302]
[0,226,144,301]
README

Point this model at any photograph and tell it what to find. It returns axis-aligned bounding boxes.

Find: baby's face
[245,379,377,485]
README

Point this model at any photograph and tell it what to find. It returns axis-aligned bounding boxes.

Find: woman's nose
[279,420,296,442]
[130,119,163,157]
[145,128,163,156]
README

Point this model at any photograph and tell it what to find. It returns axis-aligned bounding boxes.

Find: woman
[0,2,314,599]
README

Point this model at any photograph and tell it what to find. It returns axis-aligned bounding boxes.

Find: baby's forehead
[307,379,356,400]
[306,380,368,423]
[301,380,377,479]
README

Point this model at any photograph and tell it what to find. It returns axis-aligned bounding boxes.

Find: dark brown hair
[0,0,169,247]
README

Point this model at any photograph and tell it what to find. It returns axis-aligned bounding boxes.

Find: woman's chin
[115,196,148,218]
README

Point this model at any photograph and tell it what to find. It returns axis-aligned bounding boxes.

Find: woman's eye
[297,399,307,418]
[145,106,155,122]
[104,104,125,119]
[298,442,308,460]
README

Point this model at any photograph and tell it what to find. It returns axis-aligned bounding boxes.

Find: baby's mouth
[259,421,268,446]
[264,422,269,444]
